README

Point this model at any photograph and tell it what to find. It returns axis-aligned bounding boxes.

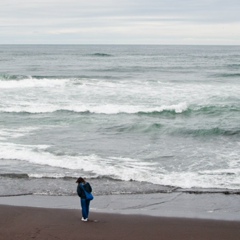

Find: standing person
[76,177,93,222]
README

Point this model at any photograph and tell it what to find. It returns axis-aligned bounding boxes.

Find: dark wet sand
[0,205,239,240]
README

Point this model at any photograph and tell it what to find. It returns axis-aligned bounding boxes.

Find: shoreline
[0,192,240,221]
[1,205,240,240]
[1,174,240,196]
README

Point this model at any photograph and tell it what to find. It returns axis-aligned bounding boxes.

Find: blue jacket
[77,182,92,199]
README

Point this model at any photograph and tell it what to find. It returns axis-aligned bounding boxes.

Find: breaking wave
[1,102,239,117]
[0,102,189,114]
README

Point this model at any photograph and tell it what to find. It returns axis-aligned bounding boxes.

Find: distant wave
[0,74,27,80]
[0,103,189,115]
[103,123,240,137]
[1,110,239,138]
[101,123,163,134]
[179,127,240,137]
[214,73,240,78]
[90,53,113,57]
[0,74,84,81]
[226,63,240,69]
[0,74,119,85]
[1,103,239,117]
[140,104,237,117]
[0,76,69,89]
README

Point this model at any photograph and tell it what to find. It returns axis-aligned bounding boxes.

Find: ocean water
[0,45,240,196]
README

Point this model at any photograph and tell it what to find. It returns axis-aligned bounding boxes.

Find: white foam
[0,142,239,189]
[0,78,69,89]
[0,127,39,140]
[1,75,240,116]
[199,169,240,175]
[155,171,236,189]
[0,102,188,114]
[28,173,68,179]
[0,105,60,114]
[0,142,159,182]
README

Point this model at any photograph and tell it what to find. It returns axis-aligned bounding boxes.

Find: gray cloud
[0,0,239,44]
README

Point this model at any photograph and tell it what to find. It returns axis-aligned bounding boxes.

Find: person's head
[76,177,85,184]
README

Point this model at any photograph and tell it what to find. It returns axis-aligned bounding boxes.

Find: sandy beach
[1,204,240,240]
[1,193,240,221]
[1,193,240,240]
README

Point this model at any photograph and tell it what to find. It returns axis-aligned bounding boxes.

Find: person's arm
[77,184,82,197]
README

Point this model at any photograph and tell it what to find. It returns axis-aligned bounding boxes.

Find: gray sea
[0,45,239,196]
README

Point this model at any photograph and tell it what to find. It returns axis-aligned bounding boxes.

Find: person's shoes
[81,217,88,222]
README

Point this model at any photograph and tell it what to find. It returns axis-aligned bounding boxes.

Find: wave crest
[90,53,112,57]
[180,127,240,137]
[0,74,27,80]
[215,73,240,78]
[0,103,189,115]
[0,77,69,89]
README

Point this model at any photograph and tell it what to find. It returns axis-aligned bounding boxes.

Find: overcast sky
[1,0,240,44]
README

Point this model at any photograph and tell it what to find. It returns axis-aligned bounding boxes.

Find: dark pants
[81,198,90,219]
